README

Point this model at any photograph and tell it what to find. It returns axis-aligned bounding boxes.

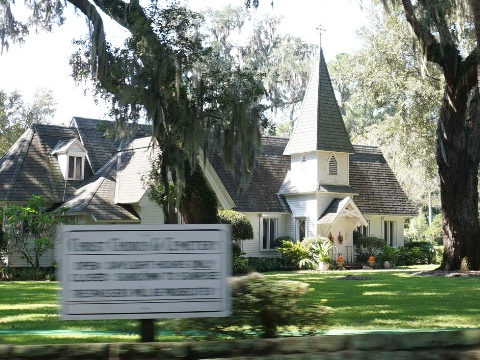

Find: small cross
[316,25,325,48]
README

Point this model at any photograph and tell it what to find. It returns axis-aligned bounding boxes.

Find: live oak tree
[1,0,267,225]
[384,0,480,270]
[201,5,316,133]
[334,0,480,270]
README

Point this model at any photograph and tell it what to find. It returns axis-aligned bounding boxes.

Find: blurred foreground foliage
[175,272,332,338]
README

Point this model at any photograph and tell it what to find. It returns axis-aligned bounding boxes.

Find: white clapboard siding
[317,151,349,185]
[136,194,164,225]
[284,194,317,239]
[6,238,54,268]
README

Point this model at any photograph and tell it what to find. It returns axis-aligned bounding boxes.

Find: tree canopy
[1,0,272,223]
[328,5,443,211]
[380,0,480,270]
[0,88,56,156]
[200,6,316,131]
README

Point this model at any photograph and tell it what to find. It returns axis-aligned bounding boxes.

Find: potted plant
[316,239,333,270]
[367,256,375,267]
[381,245,399,269]
[299,236,332,271]
[336,255,345,268]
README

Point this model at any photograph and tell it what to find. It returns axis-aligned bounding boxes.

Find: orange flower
[368,256,375,262]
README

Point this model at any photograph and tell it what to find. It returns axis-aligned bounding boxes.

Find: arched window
[328,154,338,175]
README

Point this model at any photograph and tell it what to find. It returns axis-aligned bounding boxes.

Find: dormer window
[51,138,87,181]
[68,156,84,180]
[328,154,338,175]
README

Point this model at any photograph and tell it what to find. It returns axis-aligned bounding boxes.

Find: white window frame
[260,216,279,251]
[356,220,370,237]
[67,155,84,180]
[384,220,396,246]
[328,153,338,175]
[295,217,307,242]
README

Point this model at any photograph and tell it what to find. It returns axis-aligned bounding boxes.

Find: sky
[0,0,370,125]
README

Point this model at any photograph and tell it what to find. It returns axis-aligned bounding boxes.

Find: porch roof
[318,197,368,227]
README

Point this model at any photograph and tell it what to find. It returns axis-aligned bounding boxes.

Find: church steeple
[283,45,354,155]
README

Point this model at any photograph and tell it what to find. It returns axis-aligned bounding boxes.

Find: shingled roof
[209,136,291,213]
[0,118,153,210]
[209,138,415,217]
[350,145,417,217]
[284,48,354,155]
[62,147,140,222]
[72,117,119,174]
[1,117,415,219]
[0,125,81,203]
[115,137,157,204]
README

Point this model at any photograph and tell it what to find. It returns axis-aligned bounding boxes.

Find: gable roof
[208,137,415,217]
[0,118,153,208]
[350,145,417,217]
[71,117,123,174]
[318,197,368,226]
[284,48,354,155]
[209,136,291,213]
[50,138,86,154]
[0,125,80,203]
[1,117,415,220]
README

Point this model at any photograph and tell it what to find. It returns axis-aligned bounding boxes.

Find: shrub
[232,242,249,275]
[274,235,294,248]
[246,257,284,272]
[276,240,309,270]
[396,241,440,266]
[277,236,333,270]
[0,267,49,280]
[405,241,437,264]
[378,245,399,266]
[1,195,67,269]
[300,236,333,269]
[218,210,253,241]
[176,273,331,338]
[353,236,385,264]
[396,247,417,266]
[232,255,249,275]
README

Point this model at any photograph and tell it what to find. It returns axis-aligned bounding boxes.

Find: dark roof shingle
[284,49,354,155]
[209,136,291,213]
[350,145,417,217]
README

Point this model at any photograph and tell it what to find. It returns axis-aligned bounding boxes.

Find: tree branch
[401,0,446,67]
[67,0,109,77]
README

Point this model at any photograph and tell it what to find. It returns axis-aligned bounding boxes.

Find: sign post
[59,224,231,341]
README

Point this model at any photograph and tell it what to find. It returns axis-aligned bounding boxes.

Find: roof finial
[316,25,325,49]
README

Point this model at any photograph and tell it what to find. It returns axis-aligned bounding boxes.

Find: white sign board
[59,224,231,320]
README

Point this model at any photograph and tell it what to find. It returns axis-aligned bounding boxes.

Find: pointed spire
[284,42,354,155]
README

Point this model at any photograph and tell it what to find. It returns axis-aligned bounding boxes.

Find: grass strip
[1,265,479,345]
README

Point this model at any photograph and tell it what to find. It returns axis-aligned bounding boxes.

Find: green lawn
[1,265,479,345]
[265,265,480,330]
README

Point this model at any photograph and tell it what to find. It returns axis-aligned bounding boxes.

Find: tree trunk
[470,0,480,90]
[180,160,218,224]
[437,88,480,270]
